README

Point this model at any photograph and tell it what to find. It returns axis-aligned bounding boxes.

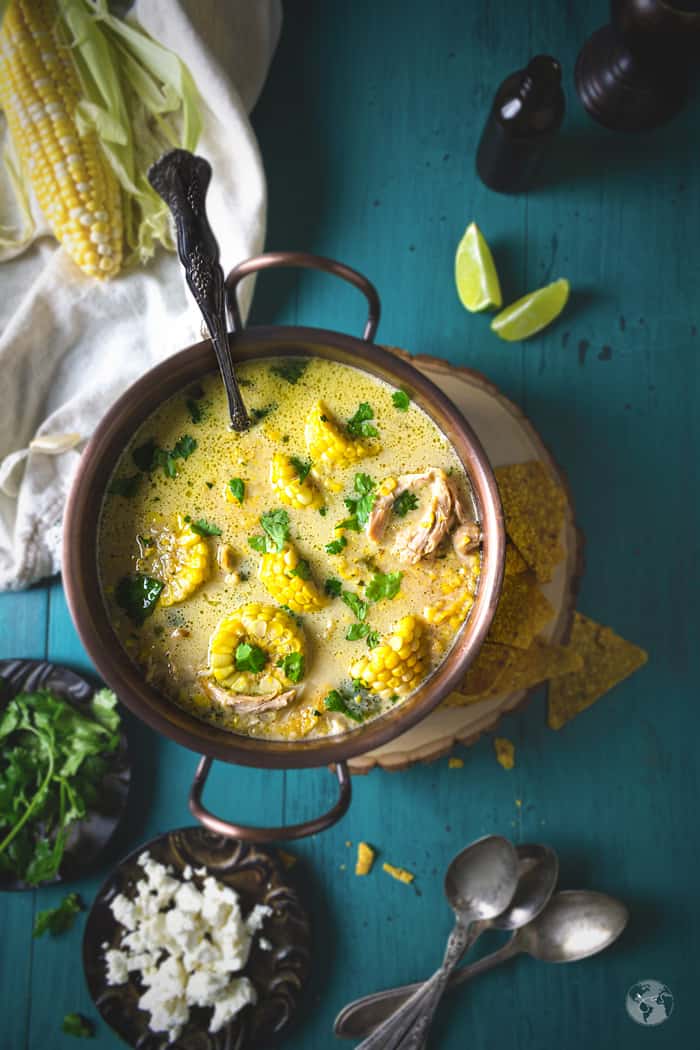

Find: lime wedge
[455,222,503,312]
[491,279,570,342]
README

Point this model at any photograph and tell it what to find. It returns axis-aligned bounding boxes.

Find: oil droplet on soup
[98,357,482,741]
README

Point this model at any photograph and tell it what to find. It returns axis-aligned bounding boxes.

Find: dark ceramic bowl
[63,253,505,840]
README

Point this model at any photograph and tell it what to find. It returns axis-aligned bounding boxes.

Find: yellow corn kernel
[356,842,375,876]
[208,602,306,689]
[304,399,378,472]
[350,614,429,700]
[270,452,324,510]
[424,566,478,631]
[0,0,123,278]
[258,543,328,614]
[382,862,414,885]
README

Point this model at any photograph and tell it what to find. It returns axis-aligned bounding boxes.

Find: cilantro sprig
[289,456,312,483]
[365,571,403,603]
[132,434,197,479]
[271,360,308,384]
[248,509,290,553]
[278,652,305,683]
[0,688,120,886]
[391,389,411,411]
[393,491,419,517]
[347,402,379,438]
[115,574,163,625]
[190,518,221,537]
[337,474,376,532]
[33,893,82,938]
[228,478,245,504]
[235,643,267,674]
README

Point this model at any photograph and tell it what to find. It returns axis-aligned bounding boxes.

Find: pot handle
[224,251,381,343]
[188,756,352,842]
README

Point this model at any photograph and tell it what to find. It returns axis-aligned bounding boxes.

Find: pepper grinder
[575,0,700,132]
[476,55,566,194]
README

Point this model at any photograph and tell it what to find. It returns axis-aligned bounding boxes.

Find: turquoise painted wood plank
[4,0,700,1047]
[0,586,47,1050]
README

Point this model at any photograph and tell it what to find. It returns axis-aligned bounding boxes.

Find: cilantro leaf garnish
[115,574,164,625]
[108,474,141,498]
[366,571,403,603]
[340,474,377,531]
[132,434,197,478]
[290,559,311,580]
[289,456,312,483]
[271,360,308,384]
[347,402,379,438]
[391,389,411,412]
[346,622,370,641]
[186,397,204,423]
[251,403,277,422]
[279,652,305,683]
[324,578,342,597]
[341,590,368,622]
[366,630,381,649]
[33,893,82,938]
[235,642,268,673]
[190,519,222,537]
[393,491,419,517]
[324,689,364,723]
[248,509,290,553]
[62,1014,94,1038]
[325,536,347,555]
[228,478,245,503]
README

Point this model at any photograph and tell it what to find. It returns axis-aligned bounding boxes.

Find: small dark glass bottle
[476,55,565,194]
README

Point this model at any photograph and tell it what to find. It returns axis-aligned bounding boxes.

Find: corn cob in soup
[99,358,482,740]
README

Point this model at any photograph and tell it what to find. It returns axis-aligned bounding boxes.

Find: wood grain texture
[1,1,699,1048]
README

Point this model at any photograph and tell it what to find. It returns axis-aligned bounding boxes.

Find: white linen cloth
[0,0,281,589]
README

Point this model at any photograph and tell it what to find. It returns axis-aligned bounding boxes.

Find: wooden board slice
[348,350,583,774]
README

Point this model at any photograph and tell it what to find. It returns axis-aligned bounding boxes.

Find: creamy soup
[99,356,481,740]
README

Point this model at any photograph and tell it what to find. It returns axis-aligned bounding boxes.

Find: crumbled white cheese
[104,852,271,1041]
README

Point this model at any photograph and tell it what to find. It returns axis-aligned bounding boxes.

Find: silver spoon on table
[354,835,520,1050]
[336,889,628,1041]
[335,842,558,1041]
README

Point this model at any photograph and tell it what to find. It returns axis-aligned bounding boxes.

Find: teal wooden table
[2,2,698,1047]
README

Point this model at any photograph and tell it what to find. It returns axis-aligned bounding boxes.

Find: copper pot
[63,253,505,841]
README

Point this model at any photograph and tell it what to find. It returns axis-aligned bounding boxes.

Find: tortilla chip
[445,638,583,707]
[504,541,528,576]
[488,572,555,649]
[452,642,517,699]
[494,737,515,769]
[496,461,566,582]
[548,613,648,729]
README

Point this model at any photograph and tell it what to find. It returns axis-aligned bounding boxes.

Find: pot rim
[63,324,505,769]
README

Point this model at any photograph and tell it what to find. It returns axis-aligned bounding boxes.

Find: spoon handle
[147,149,249,431]
[355,922,476,1050]
[334,937,520,1040]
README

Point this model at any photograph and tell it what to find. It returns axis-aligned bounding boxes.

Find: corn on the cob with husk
[258,543,328,614]
[270,452,324,510]
[305,400,378,472]
[208,602,306,692]
[350,614,429,700]
[0,0,123,277]
[424,565,479,631]
[137,515,210,606]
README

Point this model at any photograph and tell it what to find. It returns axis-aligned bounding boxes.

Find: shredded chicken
[451,522,482,564]
[199,676,296,714]
[366,467,480,565]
